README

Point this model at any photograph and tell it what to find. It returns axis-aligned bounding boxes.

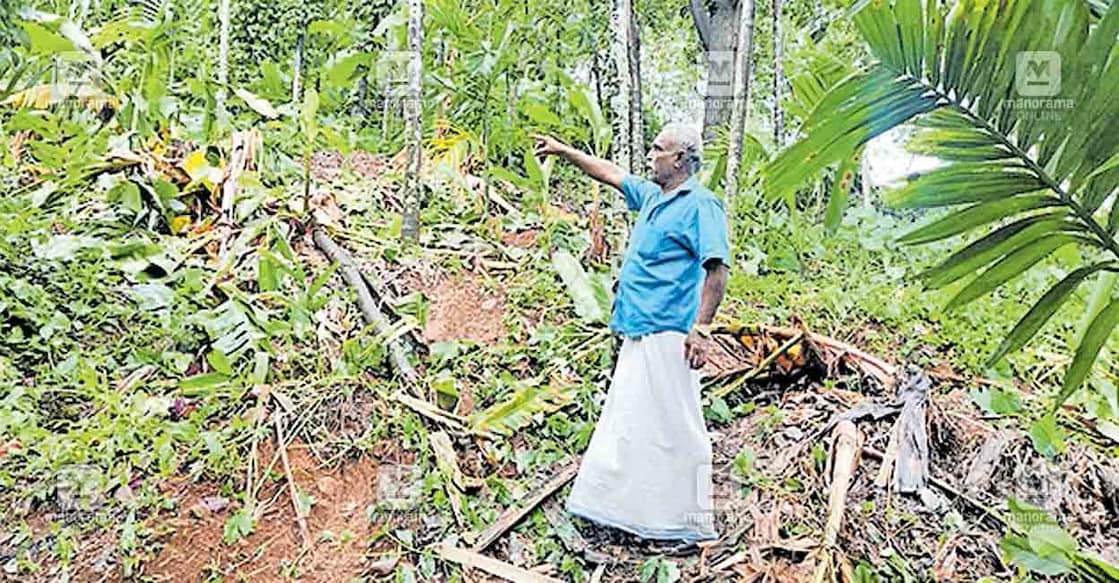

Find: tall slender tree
[608,0,633,172]
[292,31,304,104]
[771,0,784,146]
[216,0,231,116]
[400,0,424,240]
[690,0,740,140]
[722,0,756,205]
[627,9,644,170]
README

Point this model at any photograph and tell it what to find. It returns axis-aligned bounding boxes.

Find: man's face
[646,131,682,186]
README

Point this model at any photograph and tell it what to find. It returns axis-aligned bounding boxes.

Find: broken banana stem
[813,420,860,583]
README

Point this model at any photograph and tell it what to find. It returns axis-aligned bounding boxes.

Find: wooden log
[434,544,564,583]
[471,461,580,552]
[312,227,418,386]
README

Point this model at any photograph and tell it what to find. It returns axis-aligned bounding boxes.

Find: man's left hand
[684,328,710,369]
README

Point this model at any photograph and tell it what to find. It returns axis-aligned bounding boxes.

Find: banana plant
[765,0,1119,407]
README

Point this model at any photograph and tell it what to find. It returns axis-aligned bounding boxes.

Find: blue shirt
[610,175,730,338]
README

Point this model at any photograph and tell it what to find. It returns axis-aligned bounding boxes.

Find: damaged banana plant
[766,0,1119,407]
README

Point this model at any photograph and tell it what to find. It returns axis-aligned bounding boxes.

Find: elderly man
[533,125,730,543]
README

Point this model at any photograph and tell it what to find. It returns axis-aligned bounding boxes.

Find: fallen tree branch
[312,226,418,387]
[393,391,470,433]
[433,544,563,583]
[712,332,804,398]
[471,460,580,552]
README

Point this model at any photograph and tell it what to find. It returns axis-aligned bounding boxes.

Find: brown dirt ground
[145,441,383,582]
[310,150,388,183]
[500,229,539,249]
[419,273,508,345]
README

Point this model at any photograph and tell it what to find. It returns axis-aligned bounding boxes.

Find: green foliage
[767,0,1119,407]
[1002,498,1119,579]
[551,250,611,323]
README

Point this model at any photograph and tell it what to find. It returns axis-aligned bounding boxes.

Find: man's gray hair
[662,123,703,175]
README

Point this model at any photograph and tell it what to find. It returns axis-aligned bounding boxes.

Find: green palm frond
[765,0,1119,406]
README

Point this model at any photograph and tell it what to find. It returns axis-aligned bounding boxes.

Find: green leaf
[970,387,1022,415]
[233,88,278,118]
[921,215,1078,290]
[523,146,543,187]
[657,561,681,583]
[469,381,572,436]
[223,508,255,544]
[521,102,561,127]
[898,195,1059,245]
[1058,296,1119,407]
[108,180,142,215]
[206,349,233,376]
[946,234,1080,309]
[824,148,862,233]
[1007,497,1058,529]
[988,264,1107,365]
[551,251,606,322]
[178,372,230,390]
[1001,533,1072,575]
[21,22,75,55]
[300,88,320,143]
[130,283,174,311]
[885,165,1047,209]
[1028,415,1067,459]
[326,53,370,88]
[1028,524,1078,556]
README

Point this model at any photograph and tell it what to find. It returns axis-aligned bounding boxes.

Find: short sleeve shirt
[611,175,731,337]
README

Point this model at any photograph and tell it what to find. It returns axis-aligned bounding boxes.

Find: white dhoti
[566,331,717,541]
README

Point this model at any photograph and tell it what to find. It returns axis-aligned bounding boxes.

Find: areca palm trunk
[627,9,644,170]
[216,0,230,115]
[722,0,756,205]
[292,31,304,104]
[400,0,424,241]
[690,0,741,140]
[771,0,784,146]
[609,0,633,172]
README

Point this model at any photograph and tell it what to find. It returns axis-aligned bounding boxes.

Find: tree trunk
[292,31,305,104]
[772,0,784,147]
[216,0,231,115]
[690,0,741,141]
[627,9,644,170]
[722,0,756,205]
[400,0,424,241]
[608,0,633,172]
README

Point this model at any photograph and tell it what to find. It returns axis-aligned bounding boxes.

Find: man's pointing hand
[532,133,566,157]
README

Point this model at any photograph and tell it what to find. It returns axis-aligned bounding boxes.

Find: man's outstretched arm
[533,134,625,191]
[685,261,729,369]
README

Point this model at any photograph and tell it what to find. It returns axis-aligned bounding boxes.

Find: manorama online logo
[1015,51,1061,97]
[1003,50,1073,118]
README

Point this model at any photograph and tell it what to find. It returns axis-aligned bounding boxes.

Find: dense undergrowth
[2,0,1117,579]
